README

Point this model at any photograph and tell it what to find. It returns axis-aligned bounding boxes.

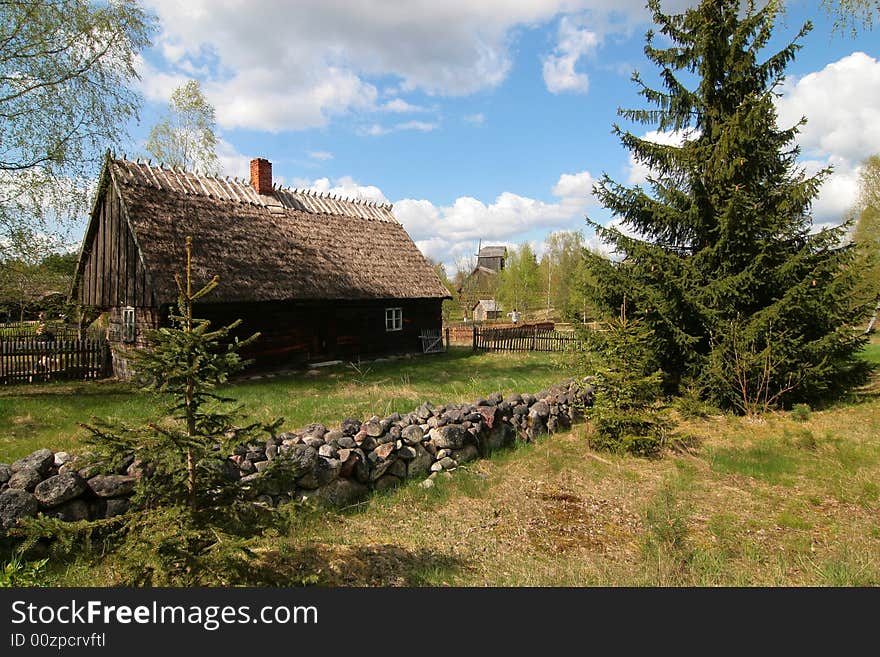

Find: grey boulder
[429,424,467,450]
[11,449,54,476]
[34,473,86,508]
[0,489,38,530]
[87,474,137,498]
[7,467,43,492]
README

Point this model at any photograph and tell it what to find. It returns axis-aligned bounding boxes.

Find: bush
[579,302,670,457]
[791,403,812,422]
[672,384,721,420]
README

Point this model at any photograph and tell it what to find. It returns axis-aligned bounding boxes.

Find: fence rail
[472,324,583,353]
[0,321,104,341]
[0,338,111,385]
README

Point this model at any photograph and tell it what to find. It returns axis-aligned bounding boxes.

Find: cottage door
[314,306,337,359]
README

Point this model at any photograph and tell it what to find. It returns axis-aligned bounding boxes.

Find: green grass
[706,440,800,485]
[5,339,880,587]
[0,348,574,462]
[195,398,880,585]
[860,341,880,366]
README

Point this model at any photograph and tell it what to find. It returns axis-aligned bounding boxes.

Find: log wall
[75,181,154,309]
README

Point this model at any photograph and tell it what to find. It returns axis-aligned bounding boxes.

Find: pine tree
[583,0,871,409]
[83,237,277,511]
[586,301,669,456]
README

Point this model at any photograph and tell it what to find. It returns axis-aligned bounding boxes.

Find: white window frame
[122,306,136,343]
[385,307,403,332]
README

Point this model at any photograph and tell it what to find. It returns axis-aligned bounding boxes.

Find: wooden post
[472,324,477,351]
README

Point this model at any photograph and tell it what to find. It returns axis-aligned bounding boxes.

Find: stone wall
[0,379,593,534]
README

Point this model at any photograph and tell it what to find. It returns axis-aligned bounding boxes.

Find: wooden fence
[472,324,583,353]
[448,321,557,346]
[0,338,111,385]
[0,321,105,341]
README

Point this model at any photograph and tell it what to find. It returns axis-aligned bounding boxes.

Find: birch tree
[145,80,219,175]
[0,0,155,254]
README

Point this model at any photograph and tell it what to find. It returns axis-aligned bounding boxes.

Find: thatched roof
[103,157,449,304]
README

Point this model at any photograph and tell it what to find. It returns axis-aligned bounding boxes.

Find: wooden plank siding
[194,298,443,368]
[75,182,153,309]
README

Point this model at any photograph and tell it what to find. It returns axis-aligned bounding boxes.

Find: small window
[385,307,402,332]
[122,306,136,343]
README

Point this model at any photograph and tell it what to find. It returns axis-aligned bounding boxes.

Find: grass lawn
[48,389,880,587]
[860,341,880,366]
[0,348,576,462]
[4,340,879,586]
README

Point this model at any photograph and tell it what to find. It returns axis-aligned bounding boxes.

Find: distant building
[476,245,507,273]
[456,245,507,318]
[471,298,501,322]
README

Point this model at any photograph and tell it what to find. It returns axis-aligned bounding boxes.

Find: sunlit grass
[8,335,880,586]
[0,348,574,461]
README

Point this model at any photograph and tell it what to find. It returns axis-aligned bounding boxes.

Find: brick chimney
[250,158,272,195]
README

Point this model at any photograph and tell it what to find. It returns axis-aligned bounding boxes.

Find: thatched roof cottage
[71,154,450,377]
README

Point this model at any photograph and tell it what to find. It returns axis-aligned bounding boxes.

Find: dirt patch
[256,542,469,586]
[525,482,641,557]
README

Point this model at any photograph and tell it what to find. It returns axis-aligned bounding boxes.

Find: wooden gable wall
[75,178,154,309]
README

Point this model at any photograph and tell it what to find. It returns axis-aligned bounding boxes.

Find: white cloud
[397,120,438,132]
[361,124,388,137]
[210,67,379,132]
[542,16,600,94]
[358,120,439,136]
[776,52,880,164]
[464,113,486,125]
[552,170,595,197]
[395,170,598,268]
[295,176,389,205]
[139,0,675,132]
[774,52,880,224]
[307,150,334,161]
[140,0,557,131]
[381,99,427,113]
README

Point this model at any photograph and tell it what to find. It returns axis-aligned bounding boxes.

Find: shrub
[791,403,812,422]
[580,301,669,456]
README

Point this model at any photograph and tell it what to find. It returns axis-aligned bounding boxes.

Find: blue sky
[125,0,880,271]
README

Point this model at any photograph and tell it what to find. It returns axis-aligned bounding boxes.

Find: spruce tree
[586,301,669,456]
[84,236,277,511]
[583,0,871,409]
